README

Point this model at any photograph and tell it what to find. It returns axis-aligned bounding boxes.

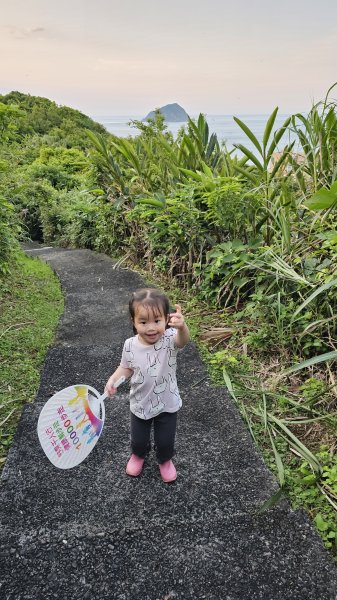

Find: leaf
[233,144,264,172]
[178,167,203,182]
[267,414,321,473]
[316,230,337,241]
[206,133,218,160]
[222,367,236,400]
[305,188,337,210]
[300,474,316,485]
[256,488,284,514]
[199,327,234,341]
[200,161,213,178]
[284,351,337,375]
[112,139,142,175]
[233,117,263,155]
[198,113,209,146]
[269,142,295,179]
[233,164,259,184]
[136,198,165,208]
[284,411,337,424]
[90,188,105,196]
[268,428,285,486]
[292,278,337,319]
[263,107,278,152]
[314,513,329,532]
[180,134,197,157]
[330,180,337,194]
[266,117,291,162]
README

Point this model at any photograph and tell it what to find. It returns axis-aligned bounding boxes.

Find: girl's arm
[105,366,133,397]
[168,303,190,349]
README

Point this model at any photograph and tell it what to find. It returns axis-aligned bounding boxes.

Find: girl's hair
[129,288,170,334]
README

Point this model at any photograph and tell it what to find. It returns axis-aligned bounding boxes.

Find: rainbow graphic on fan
[37,378,125,469]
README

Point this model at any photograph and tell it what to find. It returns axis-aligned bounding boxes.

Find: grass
[0,251,64,469]
[181,298,337,559]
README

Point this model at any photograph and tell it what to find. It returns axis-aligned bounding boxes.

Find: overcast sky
[2,0,337,117]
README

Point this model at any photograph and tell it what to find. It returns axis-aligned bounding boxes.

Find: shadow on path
[1,244,337,599]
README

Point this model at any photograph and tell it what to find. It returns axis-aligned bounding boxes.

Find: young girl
[105,288,190,483]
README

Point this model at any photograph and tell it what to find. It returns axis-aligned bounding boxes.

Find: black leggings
[130,411,177,464]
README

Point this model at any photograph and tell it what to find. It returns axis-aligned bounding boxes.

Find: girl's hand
[104,376,118,397]
[169,303,190,348]
[104,367,132,397]
[168,304,185,330]
[104,366,133,397]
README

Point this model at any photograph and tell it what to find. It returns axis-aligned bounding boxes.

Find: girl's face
[133,303,168,346]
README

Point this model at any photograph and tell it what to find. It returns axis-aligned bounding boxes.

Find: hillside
[0,91,107,146]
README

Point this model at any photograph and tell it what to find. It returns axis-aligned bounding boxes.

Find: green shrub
[127,189,205,280]
[9,180,57,240]
[40,190,99,248]
[0,196,20,274]
[93,199,131,257]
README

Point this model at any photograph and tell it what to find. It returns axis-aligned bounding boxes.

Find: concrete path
[1,244,337,600]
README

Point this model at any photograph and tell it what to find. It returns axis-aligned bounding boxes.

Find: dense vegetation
[0,255,63,467]
[1,89,336,556]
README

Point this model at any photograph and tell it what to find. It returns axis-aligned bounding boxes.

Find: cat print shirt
[120,328,182,420]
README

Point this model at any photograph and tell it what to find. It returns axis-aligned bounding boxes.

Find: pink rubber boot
[159,460,177,483]
[126,454,144,476]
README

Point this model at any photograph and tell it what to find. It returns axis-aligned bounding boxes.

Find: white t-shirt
[120,328,182,420]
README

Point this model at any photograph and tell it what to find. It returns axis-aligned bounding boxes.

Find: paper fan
[37,384,106,469]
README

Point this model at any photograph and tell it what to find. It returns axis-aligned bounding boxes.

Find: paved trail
[1,244,336,599]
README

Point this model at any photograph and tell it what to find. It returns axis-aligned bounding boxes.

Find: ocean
[91,113,296,153]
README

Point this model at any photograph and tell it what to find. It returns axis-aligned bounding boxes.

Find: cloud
[5,25,47,40]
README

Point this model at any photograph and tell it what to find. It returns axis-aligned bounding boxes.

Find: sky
[2,0,337,117]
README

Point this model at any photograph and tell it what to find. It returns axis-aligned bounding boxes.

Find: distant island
[143,102,189,123]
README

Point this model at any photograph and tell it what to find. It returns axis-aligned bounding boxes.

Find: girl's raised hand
[168,304,185,329]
